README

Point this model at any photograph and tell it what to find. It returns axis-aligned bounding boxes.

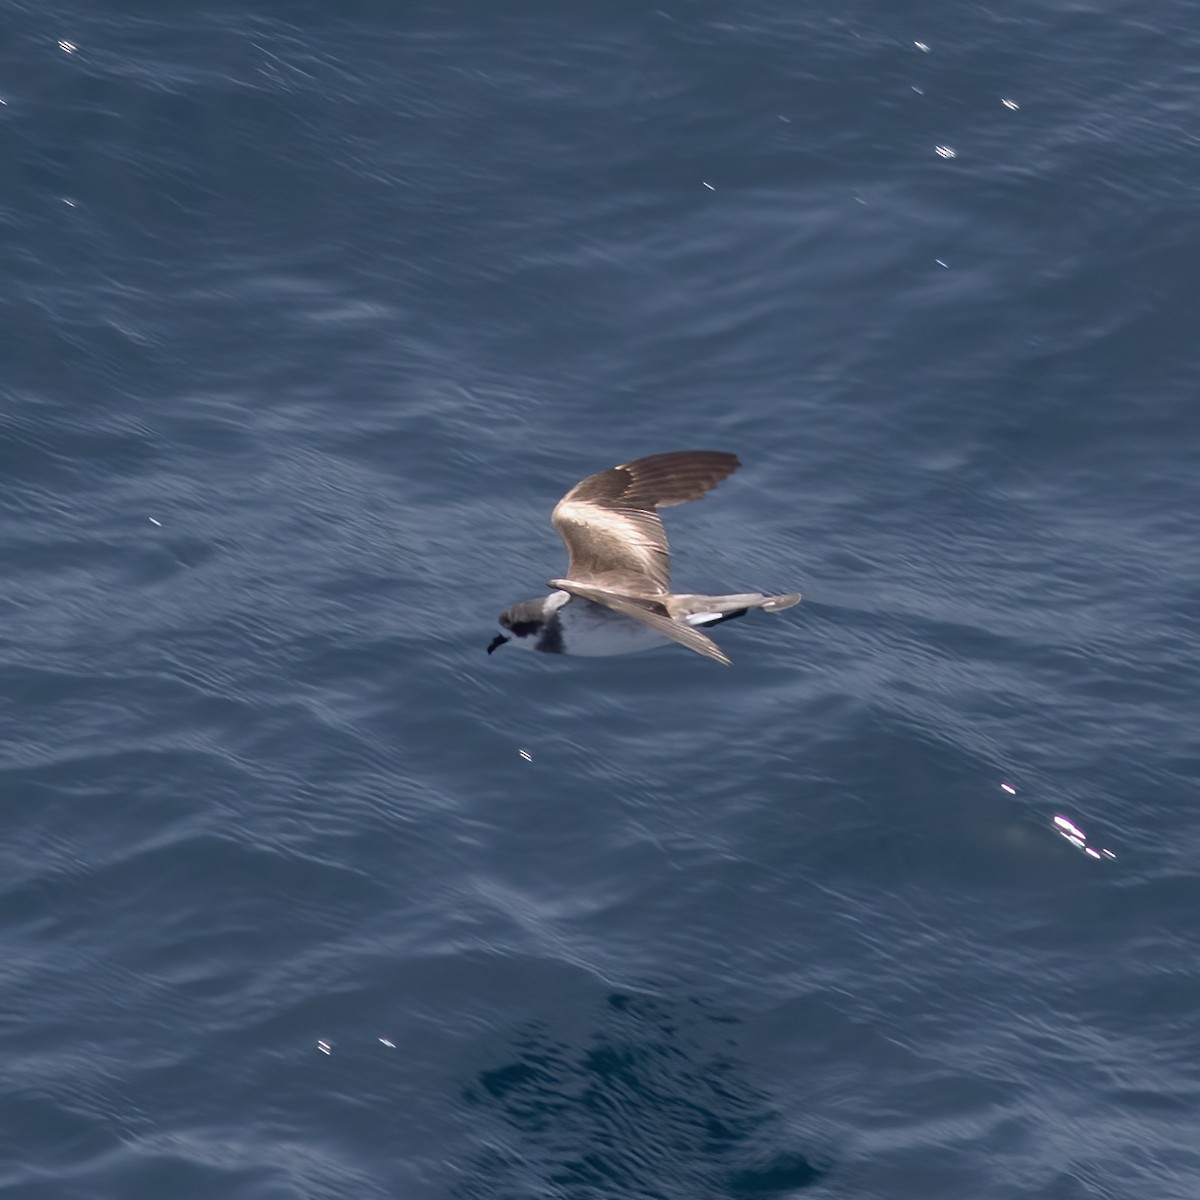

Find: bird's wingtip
[763,592,801,611]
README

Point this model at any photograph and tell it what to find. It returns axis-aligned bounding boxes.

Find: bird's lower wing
[549,579,732,666]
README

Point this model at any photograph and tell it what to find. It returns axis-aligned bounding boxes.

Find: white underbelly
[558,599,671,656]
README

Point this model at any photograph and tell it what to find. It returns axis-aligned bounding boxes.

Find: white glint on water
[1002,785,1114,861]
[1052,814,1116,860]
[1053,815,1086,840]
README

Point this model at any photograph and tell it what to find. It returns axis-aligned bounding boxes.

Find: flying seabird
[487,450,800,666]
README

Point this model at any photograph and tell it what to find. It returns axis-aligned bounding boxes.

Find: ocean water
[2,2,1199,1198]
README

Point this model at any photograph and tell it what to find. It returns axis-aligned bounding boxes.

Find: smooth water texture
[2,3,1199,1198]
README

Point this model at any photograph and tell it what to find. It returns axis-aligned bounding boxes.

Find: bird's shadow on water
[457,989,832,1199]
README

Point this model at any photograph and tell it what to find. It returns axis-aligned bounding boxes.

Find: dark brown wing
[548,578,733,665]
[551,451,740,594]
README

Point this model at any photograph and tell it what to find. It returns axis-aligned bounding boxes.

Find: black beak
[487,634,509,655]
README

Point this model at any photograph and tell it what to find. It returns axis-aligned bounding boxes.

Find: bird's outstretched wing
[551,451,740,595]
[548,578,732,665]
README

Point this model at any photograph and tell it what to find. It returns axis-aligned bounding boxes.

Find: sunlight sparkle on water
[1053,814,1115,860]
[1053,815,1086,840]
[1003,785,1114,861]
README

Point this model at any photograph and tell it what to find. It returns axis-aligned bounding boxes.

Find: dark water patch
[462,990,830,1199]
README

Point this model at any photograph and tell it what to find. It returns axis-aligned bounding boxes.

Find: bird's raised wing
[548,578,732,665]
[550,451,740,595]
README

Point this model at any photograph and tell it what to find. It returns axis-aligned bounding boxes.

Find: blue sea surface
[2,2,1199,1198]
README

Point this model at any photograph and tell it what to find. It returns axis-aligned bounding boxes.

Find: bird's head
[487,597,548,655]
